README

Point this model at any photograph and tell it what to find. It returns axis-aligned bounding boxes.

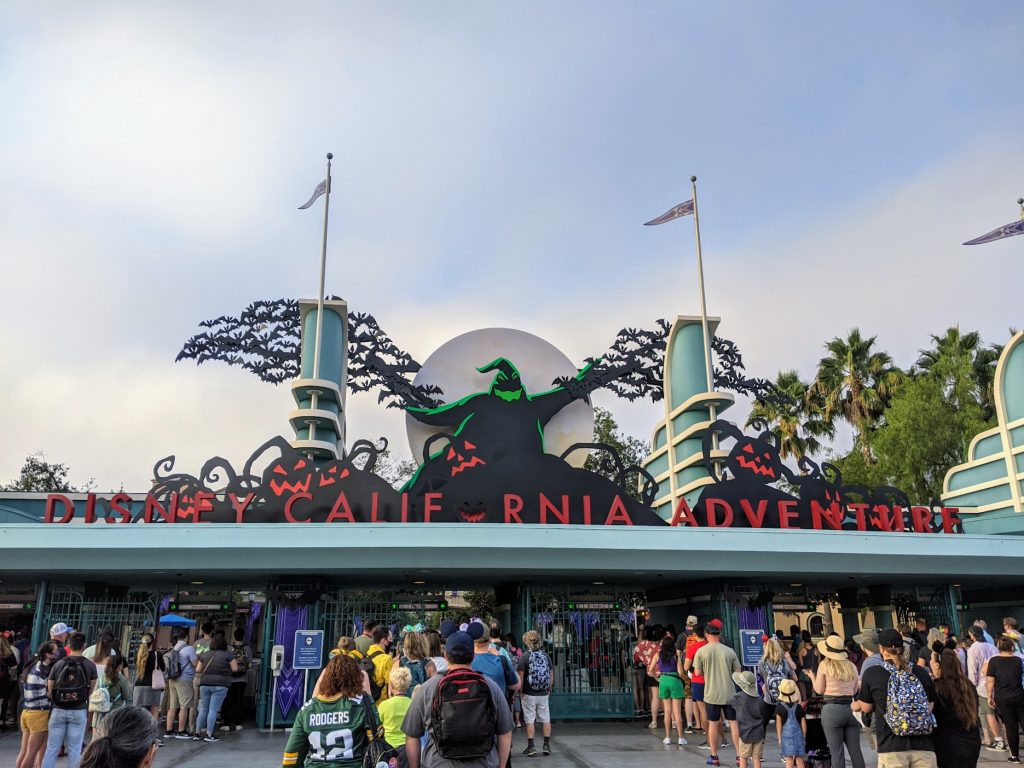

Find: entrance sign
[293,630,324,670]
[740,630,765,667]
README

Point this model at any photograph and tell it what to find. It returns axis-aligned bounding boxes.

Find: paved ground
[0,719,1012,767]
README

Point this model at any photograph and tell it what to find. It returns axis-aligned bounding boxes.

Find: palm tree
[811,329,903,462]
[747,370,834,461]
[916,326,999,422]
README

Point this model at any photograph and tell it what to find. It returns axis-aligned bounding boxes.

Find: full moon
[406,328,595,468]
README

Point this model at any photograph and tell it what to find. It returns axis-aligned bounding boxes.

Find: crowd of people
[631,614,1024,768]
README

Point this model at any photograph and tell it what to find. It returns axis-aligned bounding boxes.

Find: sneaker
[990,742,1009,753]
[699,741,712,750]
[174,732,192,740]
[155,738,164,747]
[685,726,696,734]
[1007,758,1021,764]
[523,745,537,756]
[542,745,551,756]
[647,721,658,729]
[707,757,720,766]
[203,735,220,743]
[679,738,688,746]
[191,732,202,741]
[664,737,672,745]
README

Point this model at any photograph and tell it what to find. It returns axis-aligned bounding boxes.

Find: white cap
[50,622,70,636]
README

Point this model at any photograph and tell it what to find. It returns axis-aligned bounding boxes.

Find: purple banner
[244,601,262,646]
[274,605,309,718]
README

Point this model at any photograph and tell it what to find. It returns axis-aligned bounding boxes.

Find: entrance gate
[43,586,158,660]
[529,588,640,719]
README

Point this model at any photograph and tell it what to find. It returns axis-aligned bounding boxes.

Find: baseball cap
[438,620,458,640]
[853,629,879,653]
[445,631,474,664]
[466,621,487,643]
[878,628,904,648]
[50,622,70,636]
[708,618,723,630]
[706,623,721,635]
[686,615,698,627]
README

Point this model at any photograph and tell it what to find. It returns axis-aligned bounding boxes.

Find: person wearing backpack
[222,627,251,732]
[401,629,513,768]
[41,631,97,768]
[163,629,198,740]
[90,655,131,730]
[854,628,936,768]
[755,636,797,741]
[16,641,58,768]
[517,630,553,757]
[362,626,394,704]
[813,635,866,768]
[400,631,431,698]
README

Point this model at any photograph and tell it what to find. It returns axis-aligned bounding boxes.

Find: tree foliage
[583,406,649,501]
[747,370,833,461]
[1,452,91,493]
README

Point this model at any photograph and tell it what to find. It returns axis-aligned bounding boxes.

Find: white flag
[298,178,328,210]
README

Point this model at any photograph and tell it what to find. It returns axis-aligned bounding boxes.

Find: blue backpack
[881,662,934,737]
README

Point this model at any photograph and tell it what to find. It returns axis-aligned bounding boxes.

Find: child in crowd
[729,671,765,768]
[378,666,412,750]
[775,679,806,768]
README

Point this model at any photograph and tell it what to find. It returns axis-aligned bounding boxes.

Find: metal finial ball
[1018,197,1023,205]
[327,152,333,160]
[690,175,697,183]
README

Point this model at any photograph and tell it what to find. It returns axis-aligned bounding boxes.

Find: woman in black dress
[985,635,1024,763]
[933,649,981,768]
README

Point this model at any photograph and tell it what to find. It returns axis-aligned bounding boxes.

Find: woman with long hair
[130,633,163,732]
[80,705,159,768]
[813,636,865,768]
[283,655,381,768]
[933,649,981,768]
[634,625,662,729]
[400,631,431,694]
[984,635,1024,763]
[93,655,132,729]
[16,641,57,768]
[647,635,686,745]
[194,634,238,742]
[757,637,798,741]
[424,629,447,675]
[90,632,118,681]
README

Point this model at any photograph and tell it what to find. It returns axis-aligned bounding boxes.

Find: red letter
[286,493,314,523]
[849,503,869,531]
[423,493,442,523]
[325,492,354,523]
[810,501,842,531]
[540,494,570,525]
[190,492,215,524]
[85,494,98,524]
[504,494,524,524]
[670,497,698,527]
[44,495,74,524]
[228,493,254,524]
[108,493,133,524]
[739,499,768,528]
[940,507,962,534]
[143,493,176,523]
[604,496,633,525]
[370,492,385,523]
[777,500,799,529]
[910,506,934,533]
[582,496,591,525]
[401,493,410,523]
[706,499,734,528]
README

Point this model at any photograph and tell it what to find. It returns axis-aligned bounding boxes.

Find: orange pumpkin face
[726,436,781,483]
[316,462,351,488]
[457,500,488,523]
[263,456,313,497]
[445,440,485,478]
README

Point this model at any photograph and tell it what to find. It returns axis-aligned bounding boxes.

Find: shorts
[705,703,736,722]
[168,678,195,710]
[133,685,164,709]
[691,682,706,702]
[739,739,765,759]
[522,694,550,724]
[978,696,996,717]
[876,750,938,768]
[21,708,50,733]
[683,677,692,698]
[659,674,685,700]
[645,675,658,689]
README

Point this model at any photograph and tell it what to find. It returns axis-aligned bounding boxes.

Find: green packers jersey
[283,694,373,768]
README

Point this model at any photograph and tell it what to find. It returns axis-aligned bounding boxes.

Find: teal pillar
[255,599,276,729]
[946,585,961,637]
[868,585,893,630]
[837,588,861,640]
[30,580,49,650]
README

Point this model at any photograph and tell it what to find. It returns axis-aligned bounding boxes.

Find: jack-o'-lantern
[263,455,314,497]
[445,439,486,478]
[725,433,781,484]
[316,462,351,488]
[457,500,488,523]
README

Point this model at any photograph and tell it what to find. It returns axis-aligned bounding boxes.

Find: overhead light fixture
[191,581,204,585]
[413,580,426,585]
[790,583,802,587]
[593,581,605,586]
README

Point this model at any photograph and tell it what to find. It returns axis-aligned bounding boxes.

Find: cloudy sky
[1,1,1022,491]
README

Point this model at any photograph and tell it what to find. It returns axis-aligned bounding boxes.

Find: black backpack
[358,650,386,701]
[431,668,497,760]
[53,658,90,707]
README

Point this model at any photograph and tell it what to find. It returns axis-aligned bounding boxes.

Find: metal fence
[43,586,157,661]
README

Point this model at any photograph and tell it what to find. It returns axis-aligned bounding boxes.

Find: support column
[945,585,961,637]
[255,599,276,729]
[837,588,861,640]
[30,580,49,650]
[868,585,893,629]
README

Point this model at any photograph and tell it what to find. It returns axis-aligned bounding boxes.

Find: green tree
[583,406,650,501]
[915,326,992,422]
[747,370,834,461]
[812,329,903,462]
[1,452,92,492]
[462,590,497,621]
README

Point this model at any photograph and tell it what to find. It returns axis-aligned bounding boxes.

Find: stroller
[802,697,832,768]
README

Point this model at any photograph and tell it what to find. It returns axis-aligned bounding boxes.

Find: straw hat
[732,670,758,697]
[777,678,799,703]
[817,635,848,661]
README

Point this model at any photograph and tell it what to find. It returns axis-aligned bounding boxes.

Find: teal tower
[641,315,735,520]
[289,298,348,459]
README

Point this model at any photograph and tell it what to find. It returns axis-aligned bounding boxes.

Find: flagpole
[690,175,721,478]
[312,153,333,381]
[1018,197,1024,221]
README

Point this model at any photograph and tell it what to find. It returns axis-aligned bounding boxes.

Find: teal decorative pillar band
[289,298,348,459]
[641,315,734,521]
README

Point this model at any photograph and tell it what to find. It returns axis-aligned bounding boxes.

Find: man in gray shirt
[403,630,513,768]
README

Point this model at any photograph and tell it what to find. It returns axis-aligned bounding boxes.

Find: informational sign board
[293,629,324,670]
[739,629,764,667]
